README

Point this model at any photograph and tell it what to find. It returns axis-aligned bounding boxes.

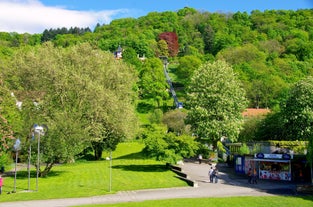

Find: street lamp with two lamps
[30,124,48,191]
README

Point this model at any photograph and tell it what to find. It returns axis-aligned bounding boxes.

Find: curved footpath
[0,161,300,207]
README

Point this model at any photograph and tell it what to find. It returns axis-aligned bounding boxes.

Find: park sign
[255,153,292,160]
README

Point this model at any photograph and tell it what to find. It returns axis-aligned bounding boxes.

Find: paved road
[0,161,298,207]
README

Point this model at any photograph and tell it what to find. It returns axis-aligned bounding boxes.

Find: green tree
[254,111,286,141]
[0,75,20,168]
[142,127,198,164]
[138,58,169,107]
[239,117,262,142]
[4,42,138,176]
[176,55,202,84]
[238,143,250,155]
[162,109,189,135]
[157,39,169,57]
[216,44,266,65]
[121,47,142,69]
[186,61,248,147]
[281,76,313,182]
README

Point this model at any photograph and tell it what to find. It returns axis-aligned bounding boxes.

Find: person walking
[198,154,203,164]
[0,175,3,195]
[247,168,252,184]
[252,168,258,184]
[213,167,218,183]
[209,167,214,183]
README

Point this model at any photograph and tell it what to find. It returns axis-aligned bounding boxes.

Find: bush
[142,127,198,164]
[0,152,11,172]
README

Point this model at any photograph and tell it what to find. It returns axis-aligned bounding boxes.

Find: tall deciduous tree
[282,76,313,180]
[4,42,138,176]
[157,39,169,57]
[0,93,14,158]
[138,58,169,107]
[158,32,179,57]
[162,109,189,135]
[186,61,247,147]
[176,55,202,84]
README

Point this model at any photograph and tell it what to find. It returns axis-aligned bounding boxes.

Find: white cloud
[0,0,126,34]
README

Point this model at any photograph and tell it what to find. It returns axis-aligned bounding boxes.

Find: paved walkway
[0,161,298,207]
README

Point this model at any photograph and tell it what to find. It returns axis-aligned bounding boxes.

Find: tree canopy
[1,7,313,170]
[1,9,312,109]
[186,61,248,146]
[282,76,313,167]
[1,42,138,175]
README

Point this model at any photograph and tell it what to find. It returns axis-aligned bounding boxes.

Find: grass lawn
[74,196,313,207]
[0,142,187,202]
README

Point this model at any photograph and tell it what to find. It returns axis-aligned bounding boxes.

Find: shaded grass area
[0,142,187,202]
[74,196,313,207]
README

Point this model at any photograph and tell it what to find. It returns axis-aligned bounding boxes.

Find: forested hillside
[1,7,313,168]
[1,7,312,109]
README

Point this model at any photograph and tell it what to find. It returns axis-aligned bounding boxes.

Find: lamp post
[31,124,48,191]
[109,151,112,192]
[13,138,21,193]
[27,130,35,191]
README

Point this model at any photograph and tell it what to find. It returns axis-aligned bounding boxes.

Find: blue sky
[40,0,312,14]
[0,0,312,34]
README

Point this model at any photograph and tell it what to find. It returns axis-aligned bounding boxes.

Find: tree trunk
[311,162,313,184]
[94,146,103,160]
[92,141,105,160]
[40,162,54,177]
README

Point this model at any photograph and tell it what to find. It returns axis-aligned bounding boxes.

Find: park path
[0,161,297,207]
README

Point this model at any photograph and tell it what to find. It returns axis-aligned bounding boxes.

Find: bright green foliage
[239,116,263,142]
[186,61,248,146]
[138,58,169,107]
[2,42,138,176]
[238,143,250,155]
[176,55,202,84]
[283,76,313,140]
[282,76,313,165]
[269,140,307,154]
[121,47,142,69]
[0,112,13,157]
[0,8,313,167]
[149,109,163,124]
[0,74,22,164]
[157,39,169,57]
[2,9,312,109]
[217,44,266,65]
[0,152,10,169]
[217,43,289,108]
[142,127,198,164]
[162,109,189,135]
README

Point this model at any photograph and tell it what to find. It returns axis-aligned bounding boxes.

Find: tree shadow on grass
[114,152,146,160]
[112,164,167,172]
[136,102,154,113]
[6,170,66,180]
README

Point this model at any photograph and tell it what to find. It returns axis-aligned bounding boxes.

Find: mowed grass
[75,196,313,207]
[0,142,187,202]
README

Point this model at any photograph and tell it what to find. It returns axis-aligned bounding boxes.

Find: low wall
[167,163,198,187]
